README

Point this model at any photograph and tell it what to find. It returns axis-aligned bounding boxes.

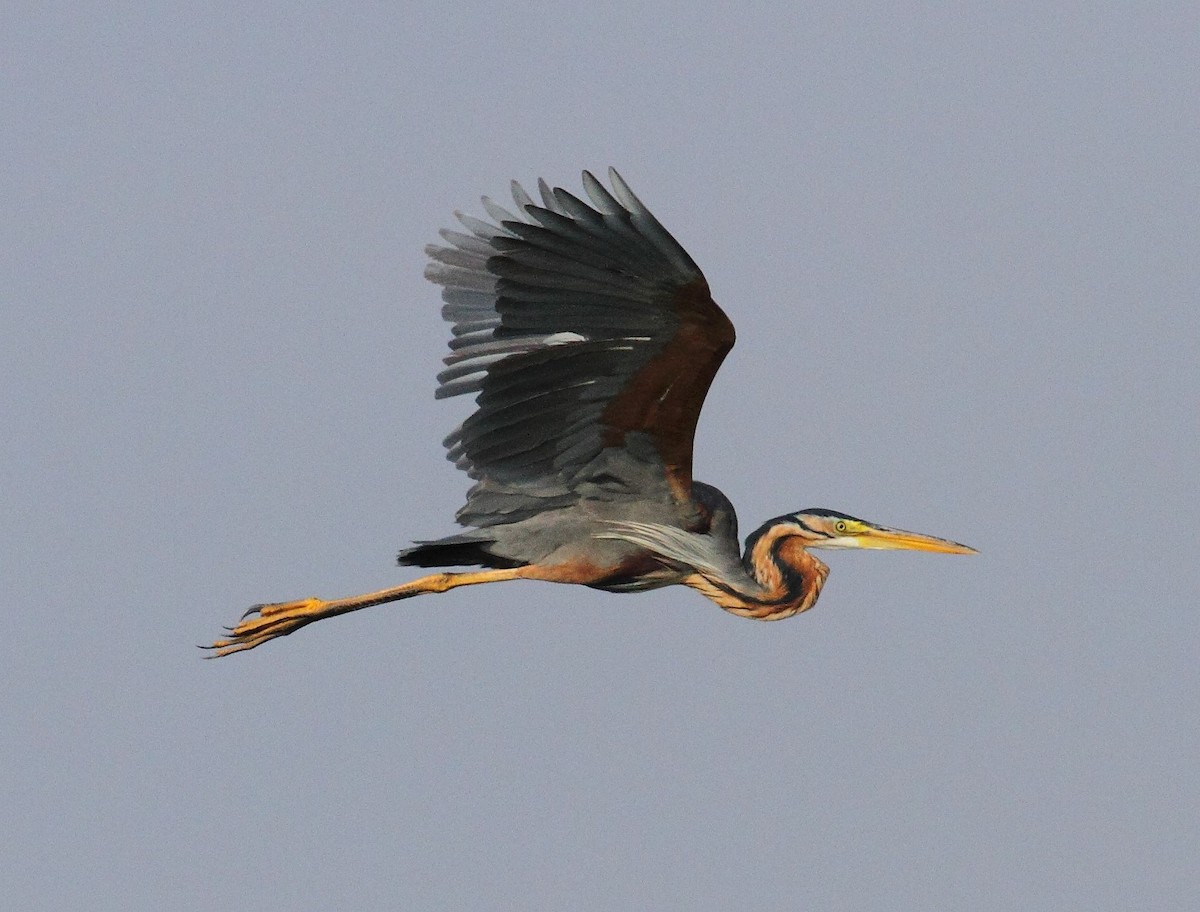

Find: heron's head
[787,509,977,554]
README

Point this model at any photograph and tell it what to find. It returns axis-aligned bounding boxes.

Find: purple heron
[208,169,974,656]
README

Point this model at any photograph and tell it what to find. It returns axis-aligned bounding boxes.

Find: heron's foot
[204,596,327,657]
[203,568,531,658]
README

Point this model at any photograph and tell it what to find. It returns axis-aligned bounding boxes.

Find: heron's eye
[834,520,848,533]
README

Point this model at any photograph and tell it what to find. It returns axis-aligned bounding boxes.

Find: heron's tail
[398,534,525,570]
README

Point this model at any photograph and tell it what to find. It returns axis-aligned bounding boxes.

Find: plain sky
[4,3,1198,910]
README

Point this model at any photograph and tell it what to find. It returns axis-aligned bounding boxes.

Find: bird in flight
[208,169,974,656]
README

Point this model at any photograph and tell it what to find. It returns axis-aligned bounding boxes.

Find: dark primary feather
[423,168,735,508]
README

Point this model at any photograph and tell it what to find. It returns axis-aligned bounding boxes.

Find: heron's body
[209,169,973,656]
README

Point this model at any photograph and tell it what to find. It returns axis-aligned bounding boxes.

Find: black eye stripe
[794,518,832,538]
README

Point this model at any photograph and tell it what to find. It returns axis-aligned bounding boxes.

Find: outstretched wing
[425,168,735,502]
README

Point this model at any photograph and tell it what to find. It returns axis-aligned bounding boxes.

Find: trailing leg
[205,567,526,657]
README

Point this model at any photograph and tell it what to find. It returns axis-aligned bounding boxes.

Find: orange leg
[205,567,527,657]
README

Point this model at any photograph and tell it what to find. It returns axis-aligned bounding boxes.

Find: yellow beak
[858,526,978,555]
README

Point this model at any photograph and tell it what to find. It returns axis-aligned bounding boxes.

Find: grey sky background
[4,3,1198,909]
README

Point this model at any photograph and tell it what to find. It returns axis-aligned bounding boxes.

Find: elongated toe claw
[207,597,327,657]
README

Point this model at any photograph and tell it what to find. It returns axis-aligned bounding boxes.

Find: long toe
[206,597,327,657]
